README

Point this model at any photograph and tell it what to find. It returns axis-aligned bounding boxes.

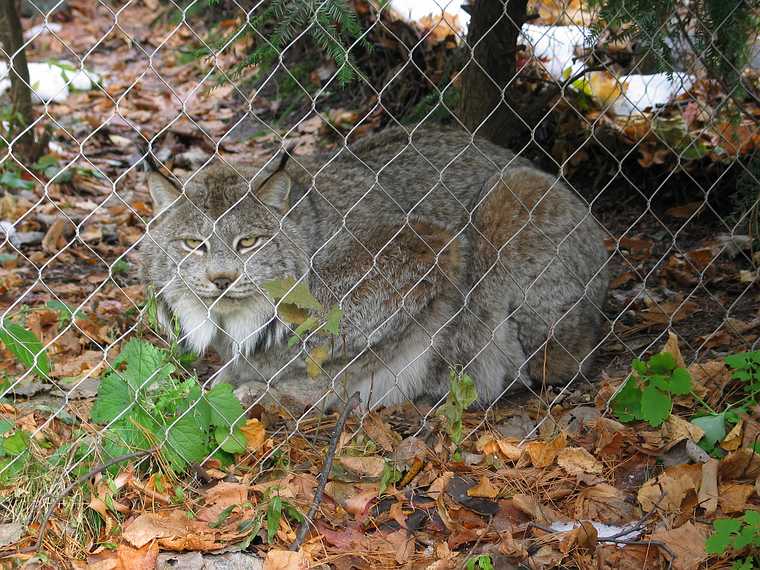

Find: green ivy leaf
[668,368,692,395]
[214,426,246,454]
[262,278,322,311]
[705,518,742,554]
[639,384,671,427]
[611,377,642,422]
[205,383,245,429]
[90,373,132,424]
[691,414,727,448]
[0,320,50,377]
[112,339,174,392]
[2,430,29,456]
[288,315,319,348]
[164,413,212,471]
[648,352,676,374]
[324,306,343,335]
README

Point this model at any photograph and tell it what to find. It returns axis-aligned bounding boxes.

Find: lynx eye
[237,236,266,253]
[181,238,206,254]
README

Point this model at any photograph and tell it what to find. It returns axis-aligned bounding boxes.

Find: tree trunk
[460,0,528,149]
[0,0,35,163]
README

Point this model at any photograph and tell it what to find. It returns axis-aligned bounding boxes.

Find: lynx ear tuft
[256,168,292,212]
[147,172,180,212]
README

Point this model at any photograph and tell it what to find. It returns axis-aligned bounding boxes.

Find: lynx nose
[208,272,238,292]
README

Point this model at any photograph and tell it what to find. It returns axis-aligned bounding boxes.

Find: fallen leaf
[650,522,710,570]
[324,481,377,515]
[362,412,401,452]
[557,446,603,475]
[525,432,566,468]
[717,482,753,513]
[559,520,597,554]
[263,549,309,570]
[196,482,249,523]
[720,420,742,451]
[338,456,385,478]
[116,540,159,570]
[698,459,719,514]
[637,463,701,512]
[575,484,638,525]
[467,476,500,499]
[662,415,704,449]
[385,528,414,564]
[720,448,760,480]
[240,419,266,452]
[662,331,686,369]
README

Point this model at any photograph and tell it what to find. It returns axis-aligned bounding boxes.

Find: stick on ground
[291,391,361,551]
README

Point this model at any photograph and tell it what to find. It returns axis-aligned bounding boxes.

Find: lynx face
[140,158,309,355]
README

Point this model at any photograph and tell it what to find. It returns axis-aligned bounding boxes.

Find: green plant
[262,277,343,378]
[0,318,50,378]
[725,351,760,403]
[706,510,760,569]
[437,368,478,458]
[611,352,692,427]
[90,338,247,472]
[466,554,494,570]
[265,493,304,543]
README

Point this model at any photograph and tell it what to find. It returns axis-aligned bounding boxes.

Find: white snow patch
[389,0,470,27]
[521,24,590,79]
[24,22,63,40]
[612,72,694,115]
[550,521,642,546]
[0,60,100,103]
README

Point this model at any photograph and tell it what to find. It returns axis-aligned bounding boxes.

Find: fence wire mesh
[0,0,758,565]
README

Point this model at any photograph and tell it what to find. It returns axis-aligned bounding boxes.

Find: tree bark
[0,0,35,163]
[460,0,528,149]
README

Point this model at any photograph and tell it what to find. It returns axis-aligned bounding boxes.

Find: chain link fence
[0,0,758,563]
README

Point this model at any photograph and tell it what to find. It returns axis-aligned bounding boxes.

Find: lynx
[141,126,609,411]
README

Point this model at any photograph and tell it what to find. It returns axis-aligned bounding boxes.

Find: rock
[157,552,264,570]
[0,523,24,547]
[15,231,44,246]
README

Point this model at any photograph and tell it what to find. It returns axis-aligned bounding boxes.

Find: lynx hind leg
[526,301,604,387]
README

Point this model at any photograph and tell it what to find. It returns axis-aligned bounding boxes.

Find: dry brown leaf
[637,463,701,512]
[385,528,415,564]
[650,522,710,570]
[476,433,524,461]
[720,420,743,451]
[467,476,500,499]
[557,446,603,475]
[324,481,377,515]
[263,549,309,570]
[559,520,597,554]
[240,419,266,452]
[717,482,754,513]
[575,484,638,525]
[662,331,686,369]
[116,540,159,570]
[196,482,249,523]
[720,448,760,480]
[362,412,401,452]
[698,459,719,514]
[597,544,666,569]
[525,432,566,468]
[338,456,385,478]
[512,494,561,524]
[662,415,704,449]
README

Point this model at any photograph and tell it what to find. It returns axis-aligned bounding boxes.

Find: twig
[30,448,157,554]
[290,391,361,552]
